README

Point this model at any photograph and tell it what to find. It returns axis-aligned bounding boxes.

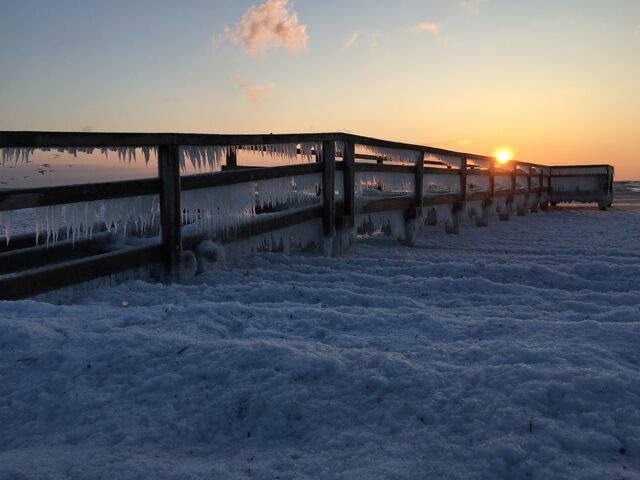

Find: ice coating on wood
[494,173,512,191]
[180,146,225,172]
[334,171,344,200]
[551,176,602,192]
[423,173,460,194]
[552,166,610,176]
[467,157,493,170]
[27,195,159,246]
[228,218,324,256]
[239,143,318,163]
[1,147,36,165]
[425,153,463,169]
[52,196,156,245]
[1,147,157,166]
[294,174,321,200]
[357,145,419,165]
[181,183,256,234]
[467,173,490,192]
[356,211,406,240]
[0,211,11,245]
[355,172,414,194]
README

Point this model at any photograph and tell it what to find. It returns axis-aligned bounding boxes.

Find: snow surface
[1,200,640,479]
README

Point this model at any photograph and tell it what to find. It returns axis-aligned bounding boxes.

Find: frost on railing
[467,174,490,192]
[181,183,256,233]
[1,146,157,166]
[423,173,460,194]
[0,195,159,246]
[494,173,512,191]
[425,153,463,169]
[355,172,414,195]
[357,145,419,165]
[180,146,225,172]
[239,143,318,163]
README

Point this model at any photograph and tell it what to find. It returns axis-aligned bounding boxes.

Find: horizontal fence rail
[0,131,615,300]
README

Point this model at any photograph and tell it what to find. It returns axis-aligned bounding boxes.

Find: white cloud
[233,76,274,104]
[343,31,360,48]
[458,0,488,13]
[414,22,446,44]
[222,0,308,58]
[415,22,440,36]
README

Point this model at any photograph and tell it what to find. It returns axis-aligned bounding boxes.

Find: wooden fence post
[321,140,336,254]
[158,143,182,277]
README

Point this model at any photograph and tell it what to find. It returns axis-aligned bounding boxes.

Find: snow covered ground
[1,197,640,479]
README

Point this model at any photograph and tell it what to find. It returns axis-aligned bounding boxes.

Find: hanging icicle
[0,210,12,245]
[357,145,419,165]
[425,153,464,169]
[180,146,226,172]
[181,183,256,235]
[355,172,414,195]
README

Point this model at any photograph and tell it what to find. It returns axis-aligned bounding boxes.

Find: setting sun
[495,149,513,165]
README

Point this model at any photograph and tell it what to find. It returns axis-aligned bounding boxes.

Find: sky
[0,0,639,179]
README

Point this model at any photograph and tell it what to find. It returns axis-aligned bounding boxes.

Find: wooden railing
[0,131,614,300]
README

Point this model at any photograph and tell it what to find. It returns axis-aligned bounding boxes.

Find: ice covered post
[321,140,336,255]
[334,140,355,254]
[158,142,182,278]
[402,150,424,246]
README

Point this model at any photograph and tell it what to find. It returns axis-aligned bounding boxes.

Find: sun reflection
[495,148,513,165]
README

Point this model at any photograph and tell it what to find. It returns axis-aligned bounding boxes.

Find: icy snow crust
[2,203,640,479]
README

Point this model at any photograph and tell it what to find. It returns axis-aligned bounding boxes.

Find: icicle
[1,147,37,166]
[355,172,414,195]
[425,153,464,169]
[0,210,12,245]
[180,146,225,172]
[355,211,406,240]
[357,145,419,165]
[423,173,460,194]
[31,195,159,246]
[256,177,295,208]
[239,143,313,163]
[181,183,256,235]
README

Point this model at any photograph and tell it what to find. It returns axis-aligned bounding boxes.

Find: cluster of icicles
[0,196,160,246]
[0,174,323,246]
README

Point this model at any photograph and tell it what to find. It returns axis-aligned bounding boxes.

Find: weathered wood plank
[182,205,323,249]
[356,196,414,215]
[0,178,159,212]
[158,144,181,274]
[0,243,163,300]
[0,235,108,275]
[181,163,322,191]
[423,193,462,206]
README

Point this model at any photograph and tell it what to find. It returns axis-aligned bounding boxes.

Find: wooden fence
[0,131,614,300]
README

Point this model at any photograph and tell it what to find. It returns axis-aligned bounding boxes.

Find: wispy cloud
[414,22,446,44]
[233,76,274,104]
[343,31,360,48]
[415,22,440,36]
[220,0,308,58]
[634,24,640,39]
[458,0,488,13]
